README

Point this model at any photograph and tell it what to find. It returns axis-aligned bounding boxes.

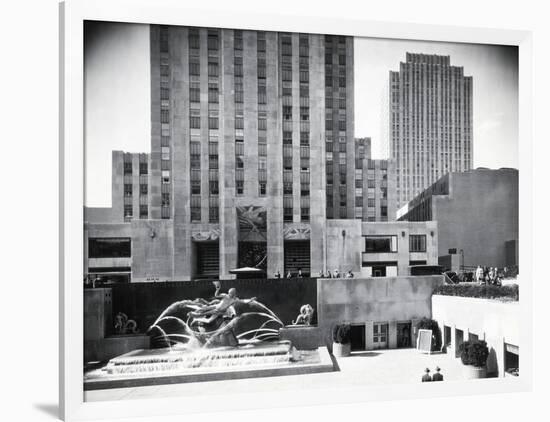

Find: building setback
[389,53,473,210]
[397,168,518,270]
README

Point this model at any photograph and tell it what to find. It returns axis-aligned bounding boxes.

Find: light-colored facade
[397,168,518,269]
[325,220,438,278]
[389,53,473,209]
[433,295,519,377]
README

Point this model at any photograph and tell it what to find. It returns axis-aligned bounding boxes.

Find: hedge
[433,283,518,301]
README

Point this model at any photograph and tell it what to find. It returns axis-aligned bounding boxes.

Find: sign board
[417,329,432,354]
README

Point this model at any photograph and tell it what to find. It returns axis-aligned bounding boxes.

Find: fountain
[84,282,333,390]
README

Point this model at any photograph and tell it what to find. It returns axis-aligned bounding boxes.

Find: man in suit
[432,366,444,381]
[421,368,432,382]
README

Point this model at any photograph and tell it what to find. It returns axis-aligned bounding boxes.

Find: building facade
[397,168,518,269]
[354,138,397,221]
[325,220,438,278]
[389,53,473,209]
[86,26,359,281]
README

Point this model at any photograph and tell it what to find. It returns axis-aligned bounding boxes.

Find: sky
[354,37,518,161]
[85,22,518,207]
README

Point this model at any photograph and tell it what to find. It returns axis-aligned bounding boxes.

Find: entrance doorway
[397,322,412,348]
[350,324,366,351]
[373,322,389,349]
[455,329,464,358]
[196,242,220,278]
[444,325,451,350]
[372,266,386,277]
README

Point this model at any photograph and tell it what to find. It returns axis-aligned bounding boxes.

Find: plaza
[84,348,503,402]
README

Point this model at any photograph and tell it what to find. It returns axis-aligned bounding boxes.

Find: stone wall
[432,294,519,376]
[316,276,444,349]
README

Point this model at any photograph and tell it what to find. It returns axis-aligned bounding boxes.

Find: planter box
[332,342,351,357]
[462,364,487,379]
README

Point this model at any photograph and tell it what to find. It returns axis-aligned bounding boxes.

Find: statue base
[84,341,333,390]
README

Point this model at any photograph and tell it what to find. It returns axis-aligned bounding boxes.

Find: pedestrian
[297,268,303,278]
[327,270,332,278]
[334,269,340,278]
[432,366,444,381]
[286,271,292,278]
[421,368,432,382]
[274,269,281,279]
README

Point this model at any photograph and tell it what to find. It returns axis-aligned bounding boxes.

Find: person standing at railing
[475,265,483,283]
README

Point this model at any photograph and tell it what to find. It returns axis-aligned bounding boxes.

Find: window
[259,182,266,196]
[139,162,148,175]
[139,205,148,219]
[161,146,170,160]
[89,238,131,258]
[364,236,398,253]
[410,235,427,252]
[191,180,200,194]
[162,170,170,184]
[140,184,148,195]
[123,161,132,174]
[236,180,244,195]
[124,184,132,197]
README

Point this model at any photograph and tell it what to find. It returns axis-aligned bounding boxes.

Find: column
[219,29,238,279]
[266,31,284,277]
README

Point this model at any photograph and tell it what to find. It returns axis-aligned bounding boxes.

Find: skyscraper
[141,26,354,279]
[389,53,473,210]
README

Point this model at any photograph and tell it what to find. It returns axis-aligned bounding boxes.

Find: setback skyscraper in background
[389,53,473,210]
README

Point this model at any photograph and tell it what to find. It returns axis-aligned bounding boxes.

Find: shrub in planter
[459,340,489,379]
[417,318,442,352]
[332,324,351,357]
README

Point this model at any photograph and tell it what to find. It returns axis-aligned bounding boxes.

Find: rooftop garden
[433,283,518,301]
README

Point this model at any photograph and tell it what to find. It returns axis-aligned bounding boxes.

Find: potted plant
[332,323,351,357]
[459,340,489,379]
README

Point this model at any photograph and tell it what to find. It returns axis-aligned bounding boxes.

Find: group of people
[421,367,444,382]
[274,268,305,279]
[273,269,355,279]
[474,265,504,285]
[319,269,354,279]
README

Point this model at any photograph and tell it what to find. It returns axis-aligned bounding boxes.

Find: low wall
[317,276,444,348]
[431,295,519,376]
[85,334,150,363]
[108,278,317,332]
[279,326,322,350]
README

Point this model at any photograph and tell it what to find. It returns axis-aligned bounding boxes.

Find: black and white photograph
[80,16,522,404]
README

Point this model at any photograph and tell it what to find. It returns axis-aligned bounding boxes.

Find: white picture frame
[60,0,533,420]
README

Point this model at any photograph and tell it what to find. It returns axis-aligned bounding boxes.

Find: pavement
[84,348,469,402]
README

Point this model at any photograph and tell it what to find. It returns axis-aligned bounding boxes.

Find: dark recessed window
[89,238,131,258]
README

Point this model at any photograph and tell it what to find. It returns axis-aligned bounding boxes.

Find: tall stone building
[389,53,473,209]
[86,25,355,281]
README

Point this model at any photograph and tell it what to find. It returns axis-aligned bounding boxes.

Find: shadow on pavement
[33,403,58,419]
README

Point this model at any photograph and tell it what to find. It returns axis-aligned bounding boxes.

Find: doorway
[372,266,386,277]
[397,322,412,348]
[350,324,366,351]
[373,322,389,349]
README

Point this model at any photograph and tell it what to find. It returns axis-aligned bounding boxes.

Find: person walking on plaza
[421,368,432,382]
[274,269,281,279]
[432,367,444,381]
